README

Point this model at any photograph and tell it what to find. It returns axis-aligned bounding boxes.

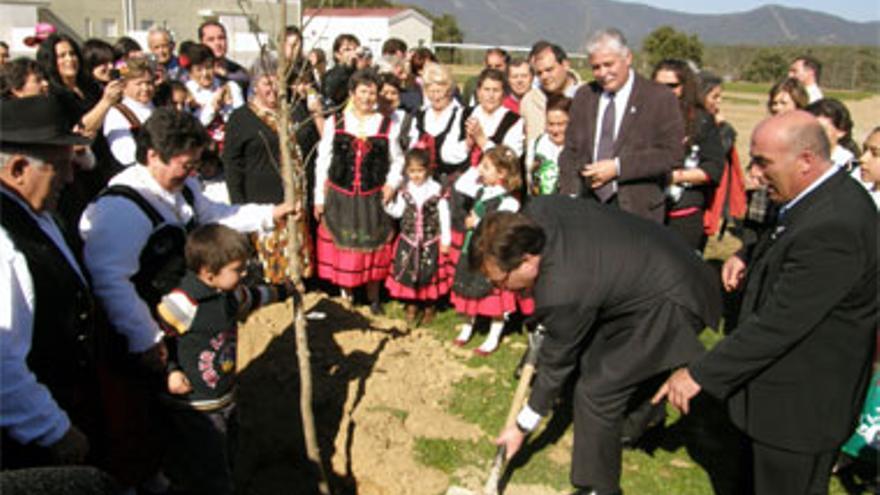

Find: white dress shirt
[0,189,88,447]
[441,105,524,166]
[103,96,154,167]
[779,163,839,218]
[592,69,635,163]
[79,165,275,353]
[313,109,405,205]
[384,178,451,247]
[805,84,823,104]
[831,145,855,169]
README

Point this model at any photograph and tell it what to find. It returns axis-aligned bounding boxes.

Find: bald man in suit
[655,111,878,494]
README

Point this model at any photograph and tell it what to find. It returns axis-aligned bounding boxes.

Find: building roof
[303,8,408,18]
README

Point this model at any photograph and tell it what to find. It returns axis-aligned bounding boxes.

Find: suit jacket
[690,169,878,453]
[558,74,684,223]
[524,196,721,414]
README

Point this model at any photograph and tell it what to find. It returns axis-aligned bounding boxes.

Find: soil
[235,293,526,495]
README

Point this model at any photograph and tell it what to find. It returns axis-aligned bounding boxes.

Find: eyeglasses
[663,82,681,89]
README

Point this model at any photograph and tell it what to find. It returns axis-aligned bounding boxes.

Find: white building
[1,0,300,66]
[302,7,432,62]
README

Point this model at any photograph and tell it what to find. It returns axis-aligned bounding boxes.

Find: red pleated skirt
[450,288,535,318]
[316,223,393,288]
[384,238,453,301]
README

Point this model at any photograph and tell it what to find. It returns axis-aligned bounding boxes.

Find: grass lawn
[725,82,876,101]
[389,293,870,494]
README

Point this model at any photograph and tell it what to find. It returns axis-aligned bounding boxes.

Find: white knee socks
[477,318,505,354]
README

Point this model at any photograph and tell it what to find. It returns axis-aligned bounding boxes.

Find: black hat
[0,96,91,147]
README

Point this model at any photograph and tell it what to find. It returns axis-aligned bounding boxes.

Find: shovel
[446,326,546,495]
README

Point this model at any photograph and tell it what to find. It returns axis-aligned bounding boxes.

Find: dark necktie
[594,93,616,202]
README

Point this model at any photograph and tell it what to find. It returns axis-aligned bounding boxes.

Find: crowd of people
[1,19,877,495]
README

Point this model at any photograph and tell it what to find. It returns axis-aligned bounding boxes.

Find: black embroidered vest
[328,114,392,192]
[416,106,464,176]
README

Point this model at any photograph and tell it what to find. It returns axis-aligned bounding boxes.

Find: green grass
[725,81,876,101]
[405,308,862,493]
[414,437,494,475]
[725,95,761,106]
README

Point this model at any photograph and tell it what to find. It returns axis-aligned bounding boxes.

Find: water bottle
[667,145,699,203]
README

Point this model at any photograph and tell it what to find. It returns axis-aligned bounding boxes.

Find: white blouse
[103,97,154,167]
[454,166,520,228]
[79,165,275,354]
[407,100,462,150]
[441,105,524,166]
[385,179,451,247]
[526,134,563,174]
[185,79,244,127]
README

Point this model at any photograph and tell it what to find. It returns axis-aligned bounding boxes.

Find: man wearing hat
[0,95,99,468]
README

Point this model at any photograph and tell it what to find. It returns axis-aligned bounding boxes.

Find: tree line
[635,26,878,92]
[300,3,876,93]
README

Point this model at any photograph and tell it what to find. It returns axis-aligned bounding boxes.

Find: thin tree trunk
[276,2,331,493]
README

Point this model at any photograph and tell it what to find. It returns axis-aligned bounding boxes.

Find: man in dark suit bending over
[654,110,878,494]
[477,196,721,495]
[558,28,684,223]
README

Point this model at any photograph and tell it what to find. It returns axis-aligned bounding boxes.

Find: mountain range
[403,0,880,50]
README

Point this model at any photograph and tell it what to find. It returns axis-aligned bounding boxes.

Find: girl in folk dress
[441,68,524,279]
[314,70,404,314]
[384,148,452,325]
[451,145,532,355]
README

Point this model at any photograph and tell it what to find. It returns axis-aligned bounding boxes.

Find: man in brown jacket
[558,28,684,223]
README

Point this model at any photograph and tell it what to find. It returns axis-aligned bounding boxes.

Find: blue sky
[630,0,880,22]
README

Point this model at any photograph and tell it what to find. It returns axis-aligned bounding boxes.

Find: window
[102,18,118,37]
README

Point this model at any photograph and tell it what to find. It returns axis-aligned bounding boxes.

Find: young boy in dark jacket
[156,223,294,494]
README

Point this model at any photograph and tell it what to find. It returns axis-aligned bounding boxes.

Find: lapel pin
[630,106,637,114]
[771,224,786,240]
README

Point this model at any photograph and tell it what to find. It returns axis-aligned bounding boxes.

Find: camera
[109,68,121,80]
[355,46,372,60]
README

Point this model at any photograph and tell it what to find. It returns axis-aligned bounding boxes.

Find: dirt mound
[235,294,525,495]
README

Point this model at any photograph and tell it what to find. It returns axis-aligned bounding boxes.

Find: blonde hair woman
[408,62,464,186]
